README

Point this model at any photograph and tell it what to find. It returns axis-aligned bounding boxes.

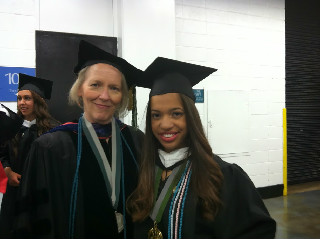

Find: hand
[4,167,21,187]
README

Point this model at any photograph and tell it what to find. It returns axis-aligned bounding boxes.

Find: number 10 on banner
[5,73,19,85]
[0,67,35,101]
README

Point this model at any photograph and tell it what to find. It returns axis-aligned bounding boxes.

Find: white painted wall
[0,0,38,111]
[117,0,175,129]
[175,0,285,187]
[0,0,285,188]
[0,0,114,111]
[37,0,114,36]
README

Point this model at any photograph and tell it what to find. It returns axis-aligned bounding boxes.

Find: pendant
[172,186,176,193]
[148,221,163,239]
[115,211,124,233]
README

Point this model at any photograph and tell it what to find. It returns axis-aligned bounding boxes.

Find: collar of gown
[46,117,126,139]
[22,119,36,128]
[158,147,189,169]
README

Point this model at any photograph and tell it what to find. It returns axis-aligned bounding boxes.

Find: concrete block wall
[0,0,114,112]
[120,0,176,128]
[175,0,285,187]
[0,0,285,188]
[0,0,38,111]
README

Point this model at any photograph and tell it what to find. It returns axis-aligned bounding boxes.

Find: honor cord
[69,115,83,239]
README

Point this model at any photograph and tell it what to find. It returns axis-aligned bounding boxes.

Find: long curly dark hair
[11,91,58,158]
[127,94,224,222]
[17,91,55,136]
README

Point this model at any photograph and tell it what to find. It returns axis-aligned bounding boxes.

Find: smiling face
[150,93,188,153]
[17,90,35,121]
[78,63,123,124]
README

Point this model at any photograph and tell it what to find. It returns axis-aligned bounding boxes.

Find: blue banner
[0,67,36,101]
[193,89,204,103]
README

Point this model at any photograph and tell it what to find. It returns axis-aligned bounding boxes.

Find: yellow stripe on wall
[283,108,287,196]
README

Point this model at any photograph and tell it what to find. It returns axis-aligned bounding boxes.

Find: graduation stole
[149,160,192,239]
[82,116,122,209]
[69,116,126,239]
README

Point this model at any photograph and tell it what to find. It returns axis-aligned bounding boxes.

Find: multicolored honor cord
[149,160,192,239]
[168,161,192,239]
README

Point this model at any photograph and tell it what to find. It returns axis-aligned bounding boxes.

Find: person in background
[0,161,7,203]
[0,74,57,239]
[0,104,23,207]
[0,104,23,145]
[127,57,276,239]
[13,40,144,239]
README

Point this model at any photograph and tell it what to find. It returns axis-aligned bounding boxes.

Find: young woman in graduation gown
[0,75,58,239]
[13,40,144,239]
[127,57,276,239]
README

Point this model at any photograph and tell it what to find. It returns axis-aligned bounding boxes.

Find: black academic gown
[13,123,143,239]
[0,124,39,238]
[0,104,23,144]
[134,155,276,239]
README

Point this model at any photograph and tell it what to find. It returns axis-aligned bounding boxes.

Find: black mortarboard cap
[0,104,23,144]
[138,57,217,101]
[18,73,53,99]
[73,40,142,88]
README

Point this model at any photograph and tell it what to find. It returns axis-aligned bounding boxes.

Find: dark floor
[263,182,320,239]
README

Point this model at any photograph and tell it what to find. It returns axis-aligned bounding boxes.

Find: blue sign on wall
[0,67,36,101]
[193,89,204,103]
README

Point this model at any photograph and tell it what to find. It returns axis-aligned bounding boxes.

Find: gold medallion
[148,221,163,239]
[172,186,176,193]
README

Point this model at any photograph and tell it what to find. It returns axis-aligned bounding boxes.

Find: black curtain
[36,31,117,123]
[286,0,320,184]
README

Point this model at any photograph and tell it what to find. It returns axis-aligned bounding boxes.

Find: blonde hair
[68,65,129,118]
